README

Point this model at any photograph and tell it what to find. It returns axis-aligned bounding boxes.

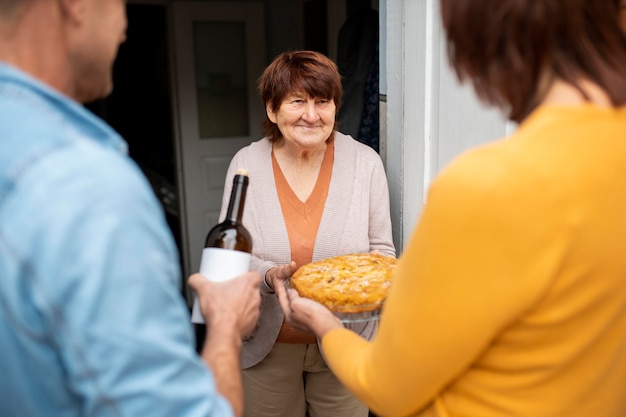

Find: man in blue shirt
[0,1,261,416]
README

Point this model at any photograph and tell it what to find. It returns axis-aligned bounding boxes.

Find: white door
[172,1,266,277]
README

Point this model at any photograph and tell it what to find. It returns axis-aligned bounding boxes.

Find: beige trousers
[242,343,368,417]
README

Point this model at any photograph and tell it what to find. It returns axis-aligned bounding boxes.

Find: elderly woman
[217,50,395,417]
[277,1,626,417]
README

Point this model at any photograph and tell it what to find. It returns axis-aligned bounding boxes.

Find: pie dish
[289,253,398,321]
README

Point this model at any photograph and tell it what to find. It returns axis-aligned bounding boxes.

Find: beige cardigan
[219,132,396,368]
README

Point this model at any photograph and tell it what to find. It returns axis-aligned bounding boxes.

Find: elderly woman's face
[267,92,336,149]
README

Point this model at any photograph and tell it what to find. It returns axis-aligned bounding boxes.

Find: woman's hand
[275,280,343,339]
[265,261,297,291]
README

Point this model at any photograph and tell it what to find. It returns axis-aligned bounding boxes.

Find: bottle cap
[236,168,249,176]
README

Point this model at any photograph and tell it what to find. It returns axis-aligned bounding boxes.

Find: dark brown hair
[257,50,343,141]
[441,0,626,122]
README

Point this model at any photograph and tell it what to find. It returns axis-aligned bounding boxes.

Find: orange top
[321,106,626,417]
[273,139,334,343]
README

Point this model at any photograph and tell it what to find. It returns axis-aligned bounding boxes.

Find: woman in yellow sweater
[276,0,626,416]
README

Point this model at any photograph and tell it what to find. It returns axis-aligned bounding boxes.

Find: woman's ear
[266,102,277,123]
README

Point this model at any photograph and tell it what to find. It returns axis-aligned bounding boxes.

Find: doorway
[85,2,184,293]
[86,0,381,297]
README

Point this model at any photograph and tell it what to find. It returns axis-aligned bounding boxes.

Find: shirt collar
[0,61,128,155]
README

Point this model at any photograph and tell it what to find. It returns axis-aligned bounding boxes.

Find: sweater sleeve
[320,147,561,416]
[367,152,396,257]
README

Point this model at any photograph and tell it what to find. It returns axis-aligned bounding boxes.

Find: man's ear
[57,0,86,24]
[266,102,277,123]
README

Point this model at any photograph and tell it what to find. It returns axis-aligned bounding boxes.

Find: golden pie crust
[290,253,398,313]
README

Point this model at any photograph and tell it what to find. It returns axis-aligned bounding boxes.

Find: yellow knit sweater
[322,104,626,417]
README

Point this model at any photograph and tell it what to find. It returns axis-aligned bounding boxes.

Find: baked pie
[290,253,398,314]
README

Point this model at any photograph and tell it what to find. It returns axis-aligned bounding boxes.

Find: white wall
[383,0,509,253]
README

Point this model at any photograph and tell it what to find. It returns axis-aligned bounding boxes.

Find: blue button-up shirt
[0,63,233,417]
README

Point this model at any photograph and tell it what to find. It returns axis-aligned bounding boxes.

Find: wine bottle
[191,168,253,324]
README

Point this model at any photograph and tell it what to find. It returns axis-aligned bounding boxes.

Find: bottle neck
[225,174,248,223]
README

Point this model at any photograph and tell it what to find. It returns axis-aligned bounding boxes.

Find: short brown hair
[257,50,343,141]
[441,0,626,122]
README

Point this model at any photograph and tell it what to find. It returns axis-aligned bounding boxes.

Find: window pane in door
[193,21,250,138]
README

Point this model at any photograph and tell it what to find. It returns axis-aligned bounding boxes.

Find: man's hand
[188,271,262,338]
[275,278,342,339]
[264,261,297,291]
[187,271,262,417]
